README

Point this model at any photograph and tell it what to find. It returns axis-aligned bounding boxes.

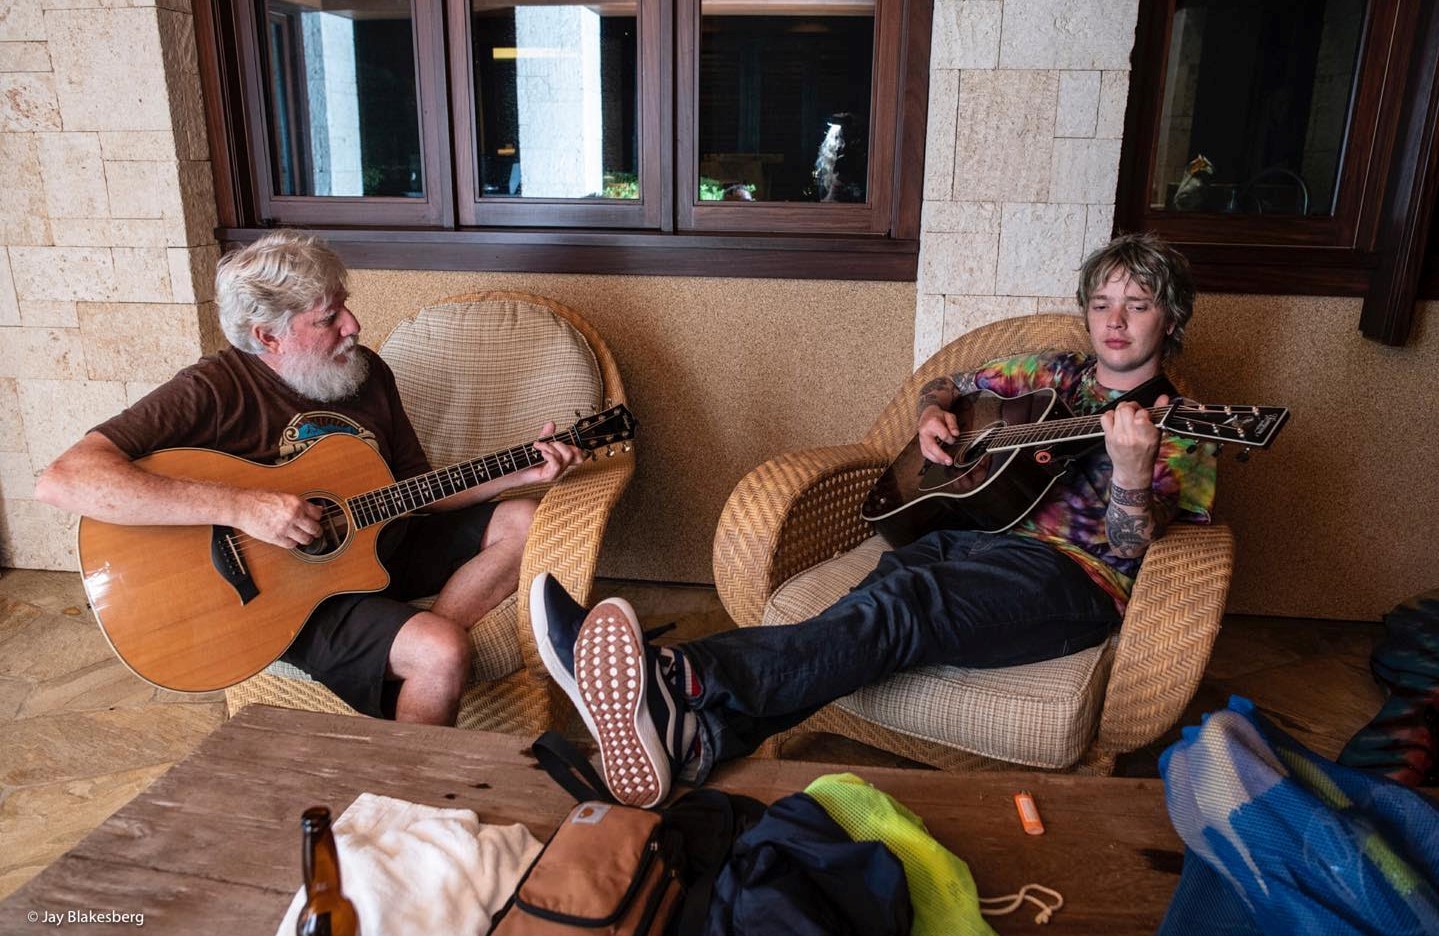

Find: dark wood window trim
[1116,0,1439,344]
[675,0,900,234]
[447,0,669,229]
[199,0,932,281]
[216,226,920,279]
[233,1,454,227]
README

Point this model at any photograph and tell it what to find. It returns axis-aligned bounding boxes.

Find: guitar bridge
[210,526,259,605]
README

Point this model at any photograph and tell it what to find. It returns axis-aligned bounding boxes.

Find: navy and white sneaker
[529,572,598,741]
[573,599,692,808]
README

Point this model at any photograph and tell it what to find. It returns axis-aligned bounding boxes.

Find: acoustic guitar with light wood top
[78,405,636,693]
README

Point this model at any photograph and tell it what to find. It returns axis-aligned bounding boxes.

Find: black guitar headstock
[571,404,638,456]
[1159,402,1289,450]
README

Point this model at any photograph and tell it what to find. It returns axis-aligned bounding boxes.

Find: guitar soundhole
[295,496,350,559]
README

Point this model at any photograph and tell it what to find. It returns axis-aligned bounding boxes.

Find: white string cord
[978,883,1065,925]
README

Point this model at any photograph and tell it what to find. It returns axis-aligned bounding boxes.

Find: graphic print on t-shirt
[276,411,380,464]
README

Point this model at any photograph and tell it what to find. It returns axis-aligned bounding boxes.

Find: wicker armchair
[225,292,634,735]
[712,314,1233,775]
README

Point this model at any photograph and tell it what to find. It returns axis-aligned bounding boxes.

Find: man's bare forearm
[916,372,977,417]
[1105,482,1165,559]
[34,433,246,528]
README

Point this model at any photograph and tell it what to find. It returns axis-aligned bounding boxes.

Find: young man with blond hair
[532,232,1218,807]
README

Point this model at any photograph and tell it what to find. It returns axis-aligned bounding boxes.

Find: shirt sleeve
[89,369,221,458]
[1151,436,1218,525]
[971,351,1073,396]
[371,353,432,480]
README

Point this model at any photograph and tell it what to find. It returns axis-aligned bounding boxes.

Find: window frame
[447,0,669,229]
[233,0,454,227]
[198,0,931,280]
[675,0,898,234]
[1116,0,1439,344]
[1117,1,1407,282]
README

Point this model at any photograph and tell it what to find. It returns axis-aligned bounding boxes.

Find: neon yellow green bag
[805,773,1063,936]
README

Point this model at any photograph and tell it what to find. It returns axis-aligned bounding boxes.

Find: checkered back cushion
[763,535,1115,769]
[379,298,603,467]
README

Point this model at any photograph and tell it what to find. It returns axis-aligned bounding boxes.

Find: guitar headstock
[1160,402,1289,449]
[572,404,638,455]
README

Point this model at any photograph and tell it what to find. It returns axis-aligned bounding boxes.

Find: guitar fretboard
[985,405,1174,450]
[345,428,581,529]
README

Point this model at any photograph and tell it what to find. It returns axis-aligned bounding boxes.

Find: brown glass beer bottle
[296,806,360,936]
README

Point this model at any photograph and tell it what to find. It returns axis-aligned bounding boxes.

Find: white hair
[215,230,348,354]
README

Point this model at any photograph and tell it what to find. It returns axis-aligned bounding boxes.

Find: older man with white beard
[35,230,582,726]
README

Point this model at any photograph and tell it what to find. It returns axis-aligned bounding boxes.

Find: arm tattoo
[917,376,955,415]
[1106,483,1158,557]
[916,373,977,416]
[1106,511,1150,553]
[1108,484,1153,508]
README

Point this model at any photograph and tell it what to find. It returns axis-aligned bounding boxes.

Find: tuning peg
[621,441,632,452]
[575,409,584,419]
[605,445,615,457]
[1236,448,1251,463]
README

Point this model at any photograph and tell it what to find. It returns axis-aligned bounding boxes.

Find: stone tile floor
[0,567,1388,900]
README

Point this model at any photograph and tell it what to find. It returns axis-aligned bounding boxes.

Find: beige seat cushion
[763,535,1115,769]
[379,297,603,466]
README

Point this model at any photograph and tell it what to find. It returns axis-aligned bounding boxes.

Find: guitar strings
[942,404,1178,449]
[222,428,592,552]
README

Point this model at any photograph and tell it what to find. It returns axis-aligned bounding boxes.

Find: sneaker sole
[574,599,670,808]
[528,574,600,744]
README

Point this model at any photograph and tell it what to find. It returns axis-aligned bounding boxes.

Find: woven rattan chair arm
[515,452,636,682]
[1093,522,1235,755]
[714,443,889,628]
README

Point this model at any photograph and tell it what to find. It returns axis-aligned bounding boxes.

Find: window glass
[698,1,874,203]
[469,1,639,200]
[1152,0,1365,216]
[264,0,424,198]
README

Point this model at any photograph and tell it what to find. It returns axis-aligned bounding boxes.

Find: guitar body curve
[861,388,1081,546]
[78,433,395,692]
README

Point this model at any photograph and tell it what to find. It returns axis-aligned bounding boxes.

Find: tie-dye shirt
[970,351,1217,611]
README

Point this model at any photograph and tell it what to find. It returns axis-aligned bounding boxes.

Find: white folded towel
[276,793,543,936]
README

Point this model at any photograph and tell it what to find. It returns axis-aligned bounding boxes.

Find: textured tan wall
[348,271,916,583]
[1186,296,1437,621]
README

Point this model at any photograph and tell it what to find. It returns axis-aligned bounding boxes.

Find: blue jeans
[679,530,1121,779]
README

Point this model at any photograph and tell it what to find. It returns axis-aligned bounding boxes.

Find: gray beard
[276,345,370,402]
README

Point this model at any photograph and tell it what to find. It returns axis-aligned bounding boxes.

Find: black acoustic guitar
[861,389,1289,547]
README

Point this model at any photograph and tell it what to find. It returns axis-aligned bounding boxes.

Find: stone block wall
[916,0,1139,365]
[0,0,218,569]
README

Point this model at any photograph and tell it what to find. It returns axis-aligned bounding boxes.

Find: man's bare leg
[429,498,537,627]
[386,498,539,724]
[388,611,470,724]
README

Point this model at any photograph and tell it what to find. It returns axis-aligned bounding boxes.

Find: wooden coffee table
[0,705,1184,934]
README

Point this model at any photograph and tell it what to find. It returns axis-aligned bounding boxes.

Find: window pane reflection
[264,0,424,198]
[1153,0,1365,216]
[699,1,874,203]
[470,1,639,200]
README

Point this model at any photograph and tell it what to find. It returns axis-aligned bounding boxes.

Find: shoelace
[978,883,1065,924]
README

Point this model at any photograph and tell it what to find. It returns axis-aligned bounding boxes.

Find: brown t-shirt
[92,346,432,480]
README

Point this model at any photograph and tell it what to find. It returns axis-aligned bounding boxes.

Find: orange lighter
[1014,790,1045,835]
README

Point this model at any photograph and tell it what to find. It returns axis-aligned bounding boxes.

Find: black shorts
[280,500,499,718]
